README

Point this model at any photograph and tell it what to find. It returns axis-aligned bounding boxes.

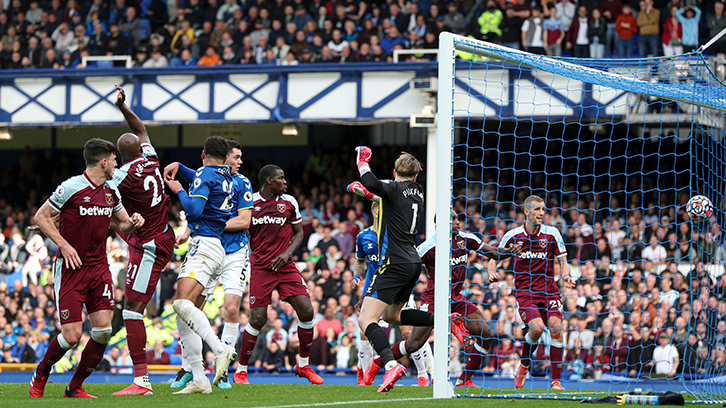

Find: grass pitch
[0,383,588,408]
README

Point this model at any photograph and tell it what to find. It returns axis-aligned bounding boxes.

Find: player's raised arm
[355,146,385,196]
[112,208,145,234]
[226,177,253,231]
[352,257,366,289]
[35,202,81,270]
[165,178,207,219]
[552,227,575,288]
[115,84,150,145]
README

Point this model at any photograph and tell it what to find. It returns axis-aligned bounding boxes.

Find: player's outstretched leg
[67,325,112,398]
[288,295,324,385]
[411,345,431,386]
[173,314,212,394]
[173,298,237,386]
[30,332,76,397]
[456,308,491,388]
[113,307,153,395]
[235,305,267,385]
[357,336,374,385]
[515,318,545,389]
[548,315,565,391]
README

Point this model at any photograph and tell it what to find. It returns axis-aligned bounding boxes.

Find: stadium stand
[0,0,722,69]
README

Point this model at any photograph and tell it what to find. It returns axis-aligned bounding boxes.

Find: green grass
[0,383,590,408]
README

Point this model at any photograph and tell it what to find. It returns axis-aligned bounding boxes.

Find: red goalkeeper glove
[347,182,377,201]
[355,146,372,174]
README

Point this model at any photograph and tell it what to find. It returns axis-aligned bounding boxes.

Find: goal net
[433,32,726,403]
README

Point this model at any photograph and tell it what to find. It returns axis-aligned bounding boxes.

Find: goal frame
[434,31,726,402]
[432,31,456,399]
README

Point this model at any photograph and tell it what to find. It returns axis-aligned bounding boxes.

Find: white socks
[423,342,434,374]
[177,314,204,381]
[222,322,239,347]
[174,299,225,355]
[236,364,247,374]
[299,356,309,367]
[358,341,374,372]
[384,361,397,371]
[411,345,429,378]
[133,374,151,388]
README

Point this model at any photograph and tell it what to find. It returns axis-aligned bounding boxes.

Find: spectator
[294,5,313,31]
[38,47,58,68]
[217,0,241,23]
[327,28,349,56]
[249,20,270,48]
[316,303,343,336]
[554,0,577,32]
[501,7,523,50]
[708,2,726,55]
[615,4,637,57]
[601,0,623,55]
[21,234,46,287]
[87,22,107,55]
[10,332,36,363]
[146,339,170,364]
[636,0,660,57]
[142,49,168,67]
[543,7,565,56]
[445,3,465,31]
[343,20,359,43]
[650,332,679,378]
[675,6,701,51]
[522,5,546,54]
[106,23,128,55]
[143,0,168,31]
[477,1,503,43]
[642,236,667,263]
[266,317,289,351]
[171,48,197,66]
[261,340,285,371]
[118,6,140,48]
[380,26,404,54]
[27,1,44,25]
[567,6,590,58]
[171,20,195,53]
[108,0,128,26]
[50,23,74,53]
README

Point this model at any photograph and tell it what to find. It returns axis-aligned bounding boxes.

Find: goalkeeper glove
[347,182,377,201]
[355,146,372,174]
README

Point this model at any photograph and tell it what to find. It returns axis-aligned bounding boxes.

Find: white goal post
[433,31,456,399]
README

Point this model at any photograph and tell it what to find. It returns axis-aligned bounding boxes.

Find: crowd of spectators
[0,0,722,70]
[0,139,724,381]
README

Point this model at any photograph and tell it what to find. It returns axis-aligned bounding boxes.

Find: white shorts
[179,236,225,290]
[203,245,250,297]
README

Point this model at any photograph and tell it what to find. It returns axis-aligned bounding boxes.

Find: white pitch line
[244,397,435,408]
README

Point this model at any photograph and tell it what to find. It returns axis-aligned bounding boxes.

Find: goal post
[432,31,456,400]
[434,31,726,402]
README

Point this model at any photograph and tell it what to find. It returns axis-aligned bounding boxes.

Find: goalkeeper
[348,147,432,393]
[363,211,519,387]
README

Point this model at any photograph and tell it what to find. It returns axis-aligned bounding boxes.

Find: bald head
[117,132,142,163]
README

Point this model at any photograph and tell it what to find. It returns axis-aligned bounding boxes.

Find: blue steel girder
[0,62,633,126]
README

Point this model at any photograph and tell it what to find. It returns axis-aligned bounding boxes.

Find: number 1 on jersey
[410,203,418,234]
